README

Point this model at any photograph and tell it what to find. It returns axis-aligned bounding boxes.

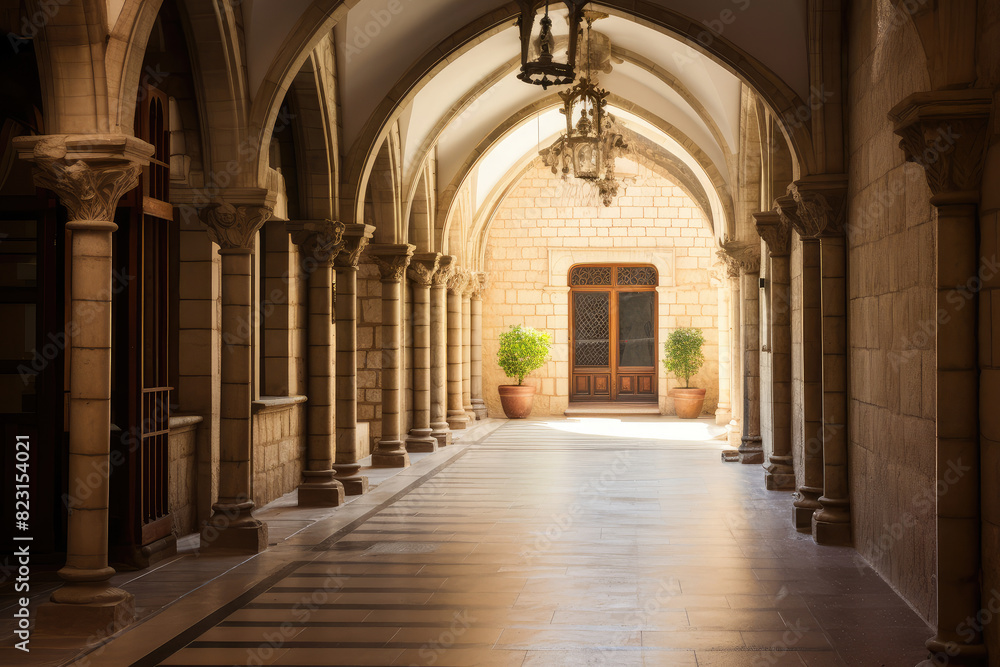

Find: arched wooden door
[570,264,657,402]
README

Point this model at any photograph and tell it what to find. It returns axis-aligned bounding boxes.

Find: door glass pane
[619,291,655,367]
[574,291,610,367]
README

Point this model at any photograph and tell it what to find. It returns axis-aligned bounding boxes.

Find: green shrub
[663,327,705,388]
[496,325,552,385]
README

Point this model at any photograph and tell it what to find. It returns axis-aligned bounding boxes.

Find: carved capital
[334,224,376,269]
[889,89,993,205]
[368,243,415,283]
[433,255,455,287]
[753,210,791,257]
[715,250,741,279]
[408,253,441,287]
[13,134,153,222]
[447,267,470,294]
[470,272,490,299]
[287,220,346,266]
[788,175,847,238]
[720,242,760,275]
[773,194,815,239]
[200,201,274,251]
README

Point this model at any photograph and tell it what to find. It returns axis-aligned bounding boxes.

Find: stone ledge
[168,414,204,434]
[251,395,308,414]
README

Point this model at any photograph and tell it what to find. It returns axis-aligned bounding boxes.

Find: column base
[430,422,452,447]
[738,436,764,464]
[448,410,470,430]
[34,581,135,638]
[199,501,269,553]
[472,399,488,420]
[334,463,369,496]
[792,486,823,531]
[764,456,795,490]
[298,471,346,507]
[921,636,988,667]
[812,501,852,546]
[464,403,476,423]
[406,428,438,452]
[372,440,410,468]
[715,406,731,426]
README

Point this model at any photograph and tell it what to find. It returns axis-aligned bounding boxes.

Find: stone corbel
[13,134,153,221]
[334,224,376,269]
[287,220,347,266]
[408,253,442,287]
[198,188,277,251]
[888,89,993,204]
[787,175,847,239]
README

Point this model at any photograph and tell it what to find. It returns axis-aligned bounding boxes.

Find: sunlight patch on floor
[539,417,727,443]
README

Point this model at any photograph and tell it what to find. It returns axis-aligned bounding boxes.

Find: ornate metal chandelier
[516,0,586,89]
[539,14,628,206]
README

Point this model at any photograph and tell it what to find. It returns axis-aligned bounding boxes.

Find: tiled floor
[39,418,934,665]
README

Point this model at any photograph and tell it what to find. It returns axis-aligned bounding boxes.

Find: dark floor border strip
[187,641,497,649]
[123,560,308,667]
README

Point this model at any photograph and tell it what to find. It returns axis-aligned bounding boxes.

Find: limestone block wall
[167,417,199,537]
[482,162,719,417]
[357,261,383,454]
[847,0,936,625]
[251,403,306,508]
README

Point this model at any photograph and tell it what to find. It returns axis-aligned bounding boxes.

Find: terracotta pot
[498,385,536,419]
[668,387,707,419]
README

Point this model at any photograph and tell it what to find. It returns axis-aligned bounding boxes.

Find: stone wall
[356,261,382,454]
[251,402,307,508]
[167,417,200,537]
[846,0,936,625]
[482,161,719,417]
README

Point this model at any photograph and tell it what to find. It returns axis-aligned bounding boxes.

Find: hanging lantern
[516,0,586,89]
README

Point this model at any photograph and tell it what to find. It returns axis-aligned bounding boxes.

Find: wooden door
[570,264,657,402]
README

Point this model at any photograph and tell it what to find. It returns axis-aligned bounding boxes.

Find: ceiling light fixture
[516,0,587,89]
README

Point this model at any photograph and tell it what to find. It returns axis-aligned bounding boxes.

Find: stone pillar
[194,190,275,553]
[756,210,795,490]
[776,195,824,529]
[369,243,415,467]
[789,176,852,547]
[430,257,455,445]
[723,243,763,463]
[470,273,489,420]
[714,265,732,426]
[287,220,347,507]
[333,224,375,495]
[447,269,471,429]
[891,90,992,667]
[406,253,441,452]
[14,134,152,636]
[726,261,743,449]
[462,280,476,422]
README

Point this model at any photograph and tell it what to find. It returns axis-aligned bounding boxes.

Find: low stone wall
[251,397,307,508]
[167,414,201,537]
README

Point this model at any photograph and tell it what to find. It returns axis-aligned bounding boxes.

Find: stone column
[470,273,489,420]
[714,265,732,426]
[891,90,992,667]
[430,257,455,445]
[789,176,851,547]
[333,224,375,495]
[723,257,743,450]
[756,210,795,490]
[723,243,763,463]
[369,243,415,467]
[287,220,347,507]
[194,190,275,553]
[14,134,152,636]
[406,253,441,452]
[462,279,476,422]
[447,269,471,429]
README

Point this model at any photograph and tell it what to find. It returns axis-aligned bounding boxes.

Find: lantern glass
[571,138,601,180]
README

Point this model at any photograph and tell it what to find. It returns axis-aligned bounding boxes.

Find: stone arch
[365,128,402,243]
[406,164,434,253]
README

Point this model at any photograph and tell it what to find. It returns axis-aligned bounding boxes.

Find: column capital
[408,253,441,287]
[334,223,375,269]
[753,210,791,257]
[368,243,415,283]
[470,272,490,300]
[286,219,347,266]
[773,193,814,240]
[197,188,277,251]
[719,241,760,275]
[447,267,471,295]
[13,134,153,223]
[433,255,455,287]
[889,89,993,206]
[787,175,847,239]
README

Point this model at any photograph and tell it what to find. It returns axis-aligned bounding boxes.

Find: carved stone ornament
[433,256,455,288]
[470,272,490,299]
[720,242,761,275]
[773,193,815,239]
[408,253,441,287]
[13,134,153,222]
[888,89,993,205]
[447,267,470,294]
[753,210,791,256]
[368,244,415,282]
[716,250,741,279]
[200,201,274,250]
[334,224,376,270]
[787,175,847,239]
[287,220,347,266]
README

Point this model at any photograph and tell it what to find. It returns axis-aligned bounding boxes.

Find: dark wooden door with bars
[570,264,658,402]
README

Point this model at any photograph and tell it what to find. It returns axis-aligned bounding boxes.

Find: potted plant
[496,324,552,418]
[663,327,706,419]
